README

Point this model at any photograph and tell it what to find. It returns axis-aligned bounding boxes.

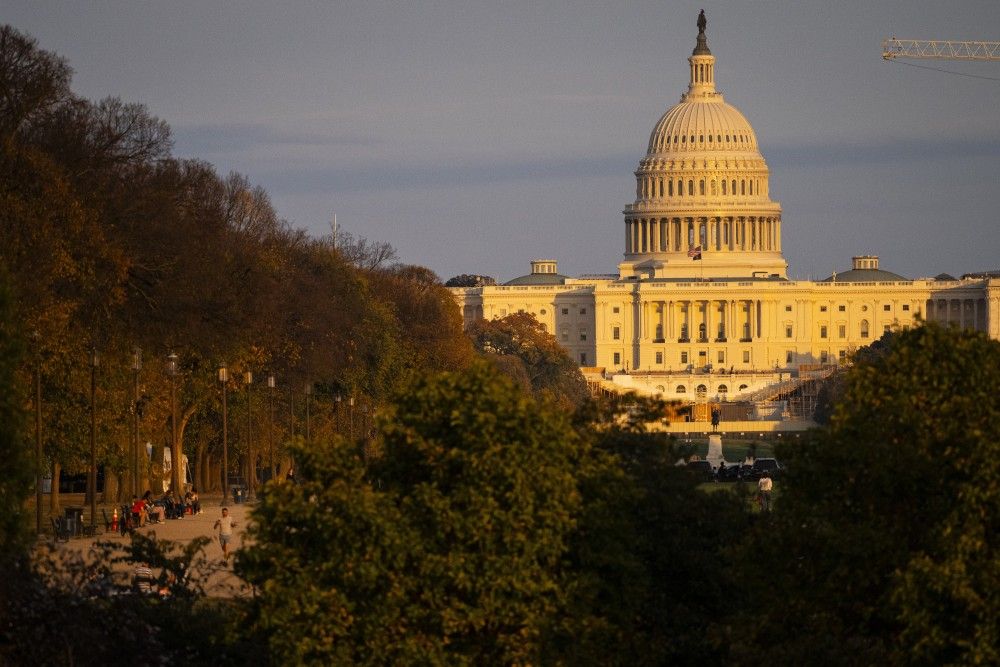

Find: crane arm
[882,38,1000,61]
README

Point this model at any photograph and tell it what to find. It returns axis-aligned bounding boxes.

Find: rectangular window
[562,308,569,315]
[839,349,847,361]
[580,308,587,315]
[613,306,620,314]
[821,351,829,363]
[839,325,846,338]
[743,351,750,363]
[613,352,621,366]
[698,350,707,358]
[681,352,689,364]
[902,304,910,312]
[612,326,620,340]
[820,305,828,312]
[580,353,587,364]
[785,305,792,312]
[785,325,793,338]
[786,351,795,363]
[839,305,846,312]
[883,304,891,311]
[579,330,587,341]
[717,350,725,363]
[655,351,663,364]
[820,325,828,339]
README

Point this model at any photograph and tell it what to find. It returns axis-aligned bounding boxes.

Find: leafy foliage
[467,311,588,409]
[240,362,586,664]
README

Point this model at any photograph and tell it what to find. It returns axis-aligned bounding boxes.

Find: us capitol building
[450,13,1000,418]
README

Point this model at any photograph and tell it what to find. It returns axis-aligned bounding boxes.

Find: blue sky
[7,1,1000,281]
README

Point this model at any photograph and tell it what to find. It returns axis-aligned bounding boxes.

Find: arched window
[699,134,704,143]
[741,180,746,195]
[860,320,870,338]
[676,385,687,394]
[678,179,684,196]
[656,385,665,394]
[722,179,727,195]
[732,179,737,194]
[711,179,717,196]
[696,384,708,399]
[668,180,674,196]
[682,135,686,143]
[659,178,664,197]
[718,384,728,396]
[698,323,707,340]
[688,180,694,196]
[749,180,753,195]
[739,384,748,391]
[699,179,705,196]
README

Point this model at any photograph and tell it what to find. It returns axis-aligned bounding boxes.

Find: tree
[728,324,1000,664]
[467,312,588,409]
[240,362,586,664]
[0,269,30,561]
[444,274,496,287]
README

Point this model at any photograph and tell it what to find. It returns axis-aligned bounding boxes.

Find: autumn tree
[467,311,588,409]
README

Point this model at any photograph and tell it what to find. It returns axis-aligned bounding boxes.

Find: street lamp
[267,374,276,481]
[32,332,42,535]
[349,396,355,440]
[218,364,229,504]
[131,348,141,498]
[167,352,180,495]
[89,347,98,534]
[245,370,254,501]
[335,394,342,433]
[304,382,312,444]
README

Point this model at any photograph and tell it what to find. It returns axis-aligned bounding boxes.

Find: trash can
[64,507,84,537]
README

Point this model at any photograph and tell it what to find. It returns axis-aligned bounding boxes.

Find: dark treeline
[0,25,473,508]
[2,25,999,666]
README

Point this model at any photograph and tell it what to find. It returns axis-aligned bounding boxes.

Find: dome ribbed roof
[646,100,759,156]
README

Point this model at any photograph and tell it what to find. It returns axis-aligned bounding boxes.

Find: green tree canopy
[240,362,586,664]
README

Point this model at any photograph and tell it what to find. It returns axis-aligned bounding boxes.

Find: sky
[6,1,1000,282]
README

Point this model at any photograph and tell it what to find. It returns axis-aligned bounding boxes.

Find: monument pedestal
[706,433,724,466]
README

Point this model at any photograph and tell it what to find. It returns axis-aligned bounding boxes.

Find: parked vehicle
[685,459,716,483]
[716,462,741,482]
[750,458,782,480]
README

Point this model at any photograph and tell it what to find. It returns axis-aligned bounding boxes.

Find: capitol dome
[620,11,787,281]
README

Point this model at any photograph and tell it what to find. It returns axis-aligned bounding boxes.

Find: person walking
[757,472,773,511]
[213,507,238,562]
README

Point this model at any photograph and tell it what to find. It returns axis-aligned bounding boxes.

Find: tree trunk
[49,460,61,515]
[105,471,119,504]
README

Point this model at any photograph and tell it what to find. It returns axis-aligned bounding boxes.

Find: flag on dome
[688,246,702,260]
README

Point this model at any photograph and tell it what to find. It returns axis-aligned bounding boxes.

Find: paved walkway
[35,496,255,598]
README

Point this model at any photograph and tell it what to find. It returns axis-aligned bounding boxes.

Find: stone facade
[450,16,1000,402]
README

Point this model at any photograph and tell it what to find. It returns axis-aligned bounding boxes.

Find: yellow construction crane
[882,38,1000,61]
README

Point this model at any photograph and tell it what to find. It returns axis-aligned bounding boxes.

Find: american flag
[687,246,702,260]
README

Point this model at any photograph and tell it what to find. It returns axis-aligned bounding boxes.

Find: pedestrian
[757,472,773,511]
[213,507,238,562]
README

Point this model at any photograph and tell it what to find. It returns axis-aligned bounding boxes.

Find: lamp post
[335,394,342,433]
[218,364,229,504]
[304,382,312,444]
[349,396,355,440]
[267,374,275,481]
[89,347,98,534]
[245,371,254,501]
[33,332,42,535]
[131,348,141,498]
[167,352,180,495]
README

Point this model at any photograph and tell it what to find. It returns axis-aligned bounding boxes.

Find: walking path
[33,495,254,598]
